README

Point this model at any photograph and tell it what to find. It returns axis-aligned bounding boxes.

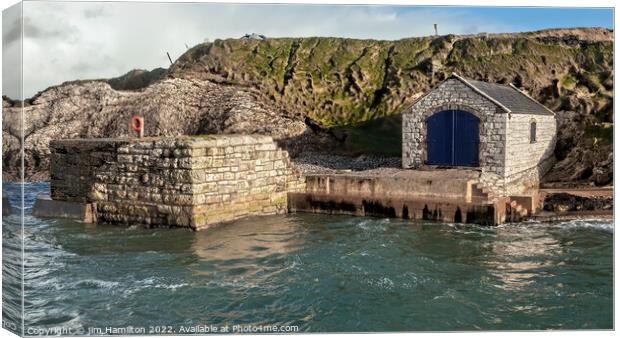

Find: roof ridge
[507,83,556,115]
[449,73,512,113]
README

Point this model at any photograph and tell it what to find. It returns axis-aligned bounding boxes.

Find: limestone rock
[2,79,331,181]
[543,111,613,186]
[543,192,613,212]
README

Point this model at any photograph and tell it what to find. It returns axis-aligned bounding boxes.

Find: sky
[1,2,614,99]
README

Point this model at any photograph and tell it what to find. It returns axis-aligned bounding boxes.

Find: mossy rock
[169,29,613,128]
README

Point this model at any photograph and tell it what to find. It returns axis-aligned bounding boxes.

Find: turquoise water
[2,183,614,333]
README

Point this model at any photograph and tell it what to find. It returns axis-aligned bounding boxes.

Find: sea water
[2,183,613,333]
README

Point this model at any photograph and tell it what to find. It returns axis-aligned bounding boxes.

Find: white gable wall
[502,113,557,194]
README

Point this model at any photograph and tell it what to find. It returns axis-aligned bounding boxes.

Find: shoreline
[531,210,613,222]
[3,180,612,225]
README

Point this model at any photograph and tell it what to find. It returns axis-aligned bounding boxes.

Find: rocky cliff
[2,28,614,184]
[170,28,613,126]
[2,79,330,181]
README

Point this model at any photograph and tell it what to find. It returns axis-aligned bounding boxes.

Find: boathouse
[402,73,557,196]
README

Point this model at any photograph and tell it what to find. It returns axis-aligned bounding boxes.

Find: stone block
[48,135,305,230]
[33,197,96,223]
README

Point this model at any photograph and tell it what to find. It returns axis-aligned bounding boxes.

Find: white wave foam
[355,219,387,232]
[284,254,304,270]
[449,218,613,234]
[152,283,189,290]
[367,276,394,290]
[75,279,121,289]
[551,219,614,233]
[122,277,190,296]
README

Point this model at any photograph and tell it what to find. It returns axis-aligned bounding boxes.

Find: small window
[530,121,537,143]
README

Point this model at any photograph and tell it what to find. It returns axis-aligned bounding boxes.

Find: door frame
[423,108,482,168]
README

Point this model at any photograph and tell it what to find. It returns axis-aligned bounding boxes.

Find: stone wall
[305,171,479,201]
[505,114,556,175]
[503,155,556,196]
[402,78,507,176]
[402,78,507,194]
[503,113,557,191]
[50,135,305,230]
[478,113,556,196]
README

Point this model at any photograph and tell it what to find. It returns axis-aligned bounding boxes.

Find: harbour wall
[49,135,305,230]
[289,172,509,225]
[42,136,541,228]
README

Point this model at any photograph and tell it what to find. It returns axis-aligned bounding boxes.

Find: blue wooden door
[426,110,479,166]
[426,110,453,165]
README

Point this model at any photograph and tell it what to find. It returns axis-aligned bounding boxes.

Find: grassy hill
[169,28,613,127]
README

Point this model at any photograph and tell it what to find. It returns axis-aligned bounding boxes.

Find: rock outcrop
[543,192,613,212]
[170,28,613,126]
[105,68,168,91]
[2,28,614,184]
[543,111,613,186]
[2,79,331,181]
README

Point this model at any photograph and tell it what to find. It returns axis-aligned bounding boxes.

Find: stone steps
[470,181,537,223]
[471,182,497,202]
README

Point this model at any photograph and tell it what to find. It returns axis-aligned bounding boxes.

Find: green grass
[560,74,577,89]
[173,33,613,128]
[585,123,613,146]
[331,114,402,156]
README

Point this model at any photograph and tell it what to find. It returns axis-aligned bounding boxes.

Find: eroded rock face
[543,193,613,212]
[170,28,613,126]
[543,111,613,186]
[2,78,332,181]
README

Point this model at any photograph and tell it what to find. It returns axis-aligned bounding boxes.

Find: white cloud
[11,2,513,99]
[2,2,22,100]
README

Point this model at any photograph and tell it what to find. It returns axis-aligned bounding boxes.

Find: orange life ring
[131,115,143,132]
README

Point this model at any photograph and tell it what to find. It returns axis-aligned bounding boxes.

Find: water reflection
[190,215,305,276]
[488,224,562,291]
[192,216,305,260]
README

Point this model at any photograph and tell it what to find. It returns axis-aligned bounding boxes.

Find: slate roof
[453,74,554,115]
